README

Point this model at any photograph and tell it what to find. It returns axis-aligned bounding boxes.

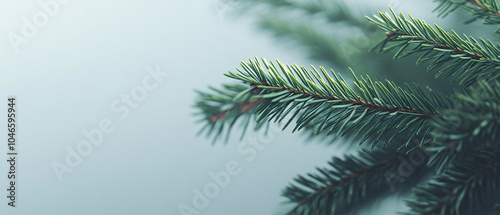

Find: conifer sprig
[283,149,427,215]
[405,148,500,215]
[367,7,500,85]
[425,80,500,173]
[195,3,500,214]
[221,58,447,148]
[431,80,500,149]
[434,0,500,31]
[195,58,447,148]
[195,83,263,143]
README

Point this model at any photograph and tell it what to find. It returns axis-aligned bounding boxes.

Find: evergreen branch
[221,57,446,148]
[437,0,500,17]
[433,80,500,148]
[194,83,264,143]
[198,2,500,214]
[434,0,500,31]
[428,80,500,172]
[405,148,500,215]
[469,0,500,15]
[283,149,427,215]
[367,7,500,85]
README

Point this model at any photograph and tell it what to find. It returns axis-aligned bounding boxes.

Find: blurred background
[0,0,497,214]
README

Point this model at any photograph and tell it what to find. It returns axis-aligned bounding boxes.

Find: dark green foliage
[221,58,445,149]
[433,80,500,149]
[405,148,500,215]
[283,148,427,215]
[434,0,500,32]
[194,83,258,143]
[235,0,449,91]
[428,80,500,172]
[367,7,500,85]
[194,1,500,214]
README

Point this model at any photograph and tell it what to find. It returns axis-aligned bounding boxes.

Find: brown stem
[469,0,500,16]
[257,81,436,117]
[390,28,493,62]
[209,98,263,123]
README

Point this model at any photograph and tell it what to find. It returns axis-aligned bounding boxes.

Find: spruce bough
[195,3,500,215]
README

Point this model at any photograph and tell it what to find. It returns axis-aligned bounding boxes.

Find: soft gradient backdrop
[0,0,469,214]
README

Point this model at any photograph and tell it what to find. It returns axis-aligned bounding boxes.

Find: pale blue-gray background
[0,0,462,214]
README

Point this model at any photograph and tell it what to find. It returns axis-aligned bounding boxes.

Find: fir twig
[367,7,500,85]
[405,148,500,215]
[283,149,427,215]
[434,0,500,32]
[194,84,263,143]
[222,58,446,148]
[196,58,447,148]
[428,80,500,172]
